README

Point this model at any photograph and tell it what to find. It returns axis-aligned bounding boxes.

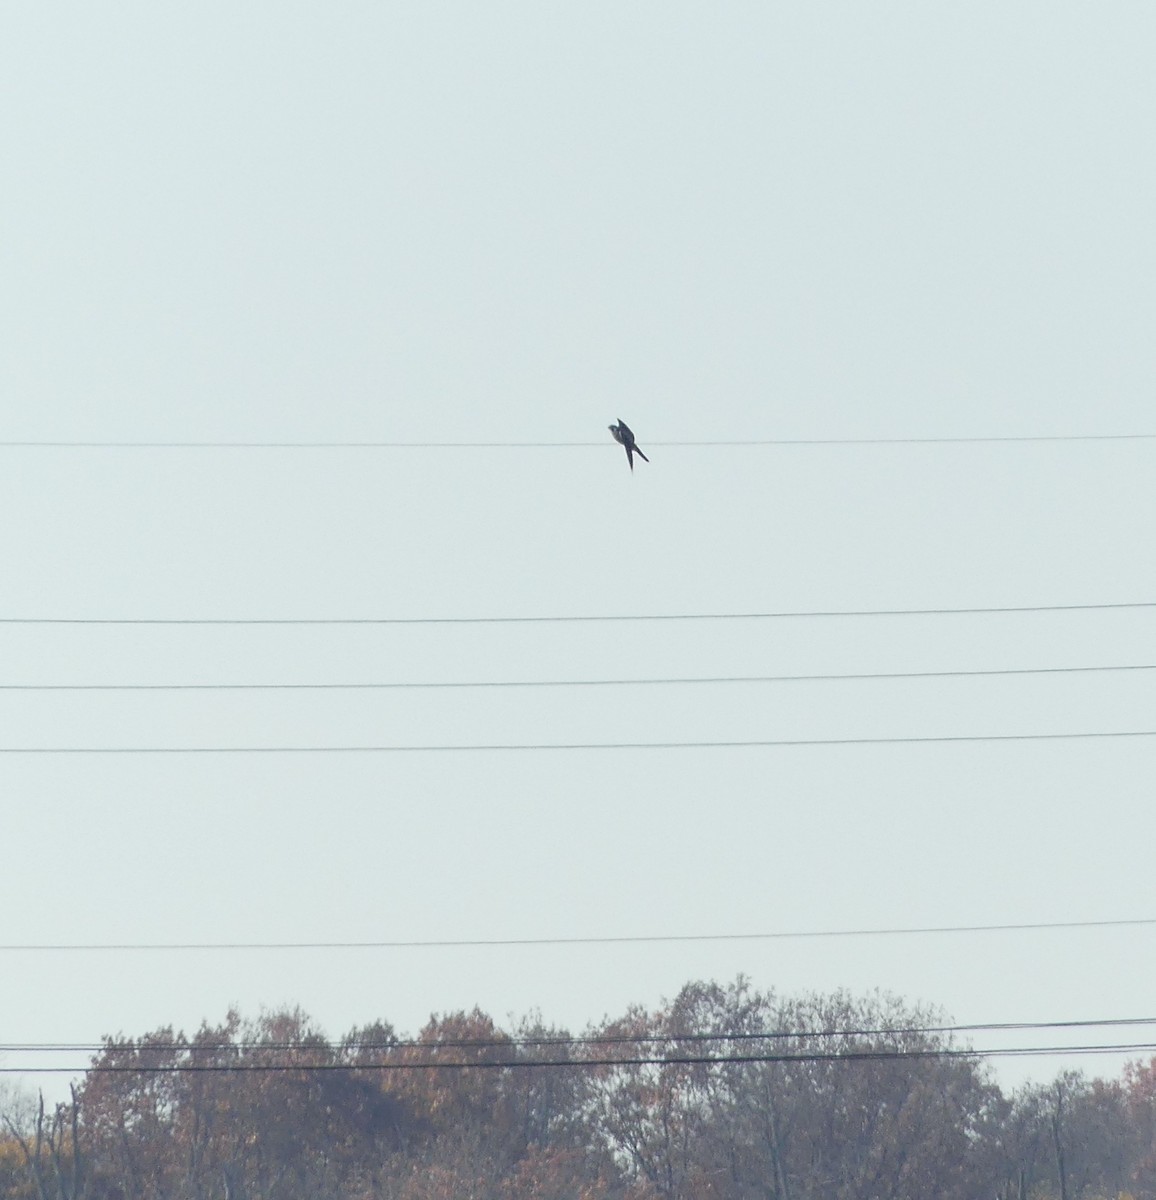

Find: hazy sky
[2,3,1156,1099]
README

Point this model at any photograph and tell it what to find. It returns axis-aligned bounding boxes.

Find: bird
[608,420,650,471]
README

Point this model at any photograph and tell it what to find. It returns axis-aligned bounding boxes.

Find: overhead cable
[8,1015,1156,1055]
[1,600,1155,625]
[0,664,1153,691]
[4,1041,1156,1074]
[2,433,1155,448]
[2,730,1155,753]
[3,914,1153,953]
[0,600,1152,628]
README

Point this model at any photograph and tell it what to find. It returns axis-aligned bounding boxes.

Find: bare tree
[3,1085,85,1200]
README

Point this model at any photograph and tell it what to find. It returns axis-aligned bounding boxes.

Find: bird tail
[634,447,650,463]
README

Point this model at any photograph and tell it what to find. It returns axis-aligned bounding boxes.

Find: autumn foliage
[2,980,1154,1200]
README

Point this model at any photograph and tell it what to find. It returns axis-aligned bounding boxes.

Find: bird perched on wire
[608,419,650,471]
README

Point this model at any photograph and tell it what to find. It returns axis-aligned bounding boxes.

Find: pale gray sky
[2,3,1156,1097]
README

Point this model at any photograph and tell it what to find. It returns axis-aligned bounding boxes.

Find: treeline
[2,979,1155,1200]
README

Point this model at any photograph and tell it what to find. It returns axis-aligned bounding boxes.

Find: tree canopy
[1,980,1149,1200]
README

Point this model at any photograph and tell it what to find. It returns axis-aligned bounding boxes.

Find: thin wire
[2,434,1155,448]
[660,435,1156,446]
[2,664,1153,691]
[3,1042,1154,1074]
[3,915,1153,953]
[2,730,1155,753]
[8,1015,1156,1055]
[1,601,1155,625]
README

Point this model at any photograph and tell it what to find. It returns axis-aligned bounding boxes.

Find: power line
[1,601,1154,625]
[1,664,1153,691]
[8,1015,1156,1054]
[3,915,1153,953]
[2,730,1155,753]
[3,1042,1154,1074]
[2,434,1155,448]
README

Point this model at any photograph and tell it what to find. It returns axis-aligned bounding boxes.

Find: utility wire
[1,664,1153,691]
[2,434,1155,448]
[3,915,1153,953]
[3,731,1156,753]
[9,1016,1156,1055]
[1,601,1155,625]
[0,600,1152,628]
[4,1042,1156,1074]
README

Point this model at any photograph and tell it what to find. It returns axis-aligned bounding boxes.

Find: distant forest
[2,979,1153,1200]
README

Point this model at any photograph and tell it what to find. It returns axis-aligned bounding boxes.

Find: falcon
[608,420,650,471]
